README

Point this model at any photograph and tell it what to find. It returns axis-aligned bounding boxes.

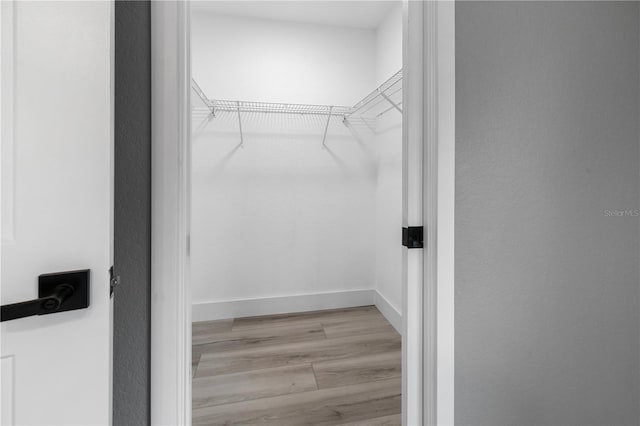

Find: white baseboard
[192,289,376,322]
[192,289,403,333]
[373,290,402,333]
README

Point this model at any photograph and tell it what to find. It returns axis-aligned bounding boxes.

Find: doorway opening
[189,2,404,424]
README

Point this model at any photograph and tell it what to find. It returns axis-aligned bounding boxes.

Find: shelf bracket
[236,101,244,147]
[192,78,215,116]
[379,89,403,114]
[322,106,333,148]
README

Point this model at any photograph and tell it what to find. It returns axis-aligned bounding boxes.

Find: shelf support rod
[379,89,403,114]
[236,101,244,147]
[322,106,333,148]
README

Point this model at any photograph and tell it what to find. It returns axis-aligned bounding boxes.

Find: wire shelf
[192,69,402,119]
[191,69,402,145]
[211,99,352,117]
[347,69,403,118]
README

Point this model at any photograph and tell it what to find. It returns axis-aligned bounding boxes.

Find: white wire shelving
[192,69,403,146]
[346,69,403,119]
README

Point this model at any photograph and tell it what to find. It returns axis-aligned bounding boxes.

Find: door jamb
[150,1,192,425]
[403,1,425,423]
[424,2,455,425]
[149,1,454,424]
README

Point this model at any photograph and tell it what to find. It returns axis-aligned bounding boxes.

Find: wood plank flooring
[192,306,401,426]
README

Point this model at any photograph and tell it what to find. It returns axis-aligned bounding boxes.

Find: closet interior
[190,2,404,424]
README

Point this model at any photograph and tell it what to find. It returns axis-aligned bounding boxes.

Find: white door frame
[425,2,455,425]
[150,1,192,425]
[149,1,454,425]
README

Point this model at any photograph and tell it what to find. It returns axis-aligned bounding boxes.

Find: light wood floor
[192,305,401,426]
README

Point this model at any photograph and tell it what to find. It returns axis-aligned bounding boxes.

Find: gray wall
[455,2,640,425]
[114,1,151,424]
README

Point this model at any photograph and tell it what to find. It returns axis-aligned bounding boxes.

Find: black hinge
[402,226,424,249]
[109,266,120,297]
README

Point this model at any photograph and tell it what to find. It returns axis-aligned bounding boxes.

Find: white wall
[375,5,402,86]
[190,12,380,315]
[373,5,403,315]
[192,13,376,106]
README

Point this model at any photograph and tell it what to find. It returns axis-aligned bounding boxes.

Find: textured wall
[455,2,640,425]
[113,1,151,424]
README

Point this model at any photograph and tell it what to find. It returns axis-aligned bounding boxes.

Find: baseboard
[373,290,402,333]
[192,289,376,322]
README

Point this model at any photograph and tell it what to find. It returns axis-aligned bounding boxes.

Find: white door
[1,1,113,425]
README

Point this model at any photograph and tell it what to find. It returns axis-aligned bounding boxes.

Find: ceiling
[191,1,400,30]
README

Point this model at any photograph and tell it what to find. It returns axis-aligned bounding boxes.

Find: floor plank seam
[316,372,403,392]
[310,363,320,389]
[193,377,402,411]
[320,324,329,340]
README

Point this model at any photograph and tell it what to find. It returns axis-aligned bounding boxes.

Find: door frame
[149,1,454,424]
[150,1,192,425]
[424,2,455,425]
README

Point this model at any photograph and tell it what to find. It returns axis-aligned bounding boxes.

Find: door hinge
[109,266,120,297]
[402,226,424,249]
